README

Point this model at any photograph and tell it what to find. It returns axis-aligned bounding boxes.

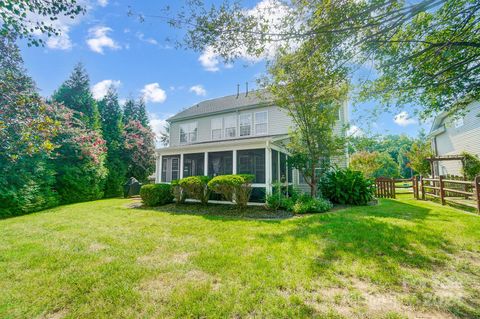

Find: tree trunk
[310,164,317,198]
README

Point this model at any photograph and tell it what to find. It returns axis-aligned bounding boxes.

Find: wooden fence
[375,177,418,199]
[419,175,480,213]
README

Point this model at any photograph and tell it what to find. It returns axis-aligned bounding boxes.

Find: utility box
[124,177,142,198]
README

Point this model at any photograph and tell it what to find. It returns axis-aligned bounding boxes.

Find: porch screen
[183,153,204,177]
[272,149,279,183]
[208,151,233,177]
[237,148,265,183]
[161,155,180,182]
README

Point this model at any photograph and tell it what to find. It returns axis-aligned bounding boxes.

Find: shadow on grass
[259,199,453,277]
[135,202,294,221]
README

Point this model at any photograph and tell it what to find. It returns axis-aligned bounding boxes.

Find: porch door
[161,155,180,182]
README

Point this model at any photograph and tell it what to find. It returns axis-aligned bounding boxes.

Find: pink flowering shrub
[123,120,155,182]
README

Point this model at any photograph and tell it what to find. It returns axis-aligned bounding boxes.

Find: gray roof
[168,90,272,122]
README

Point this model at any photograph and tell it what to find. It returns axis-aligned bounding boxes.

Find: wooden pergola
[426,155,465,178]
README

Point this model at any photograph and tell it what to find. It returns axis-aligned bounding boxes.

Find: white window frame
[254,111,268,135]
[179,122,197,144]
[239,113,252,137]
[224,115,237,138]
[211,117,223,140]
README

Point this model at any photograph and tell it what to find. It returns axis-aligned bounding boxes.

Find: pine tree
[98,85,127,197]
[123,97,148,126]
[52,63,101,130]
[122,98,136,125]
[136,97,149,127]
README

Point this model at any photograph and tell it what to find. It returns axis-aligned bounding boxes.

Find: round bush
[140,184,173,207]
[292,194,332,214]
[178,176,211,204]
[207,174,254,207]
[320,168,374,205]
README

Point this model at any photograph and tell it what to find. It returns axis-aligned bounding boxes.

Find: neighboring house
[154,90,348,201]
[429,101,480,176]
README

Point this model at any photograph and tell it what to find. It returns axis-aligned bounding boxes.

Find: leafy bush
[171,179,186,204]
[266,183,299,211]
[320,168,374,205]
[208,174,254,207]
[462,152,480,180]
[178,176,211,204]
[292,194,332,214]
[140,184,173,206]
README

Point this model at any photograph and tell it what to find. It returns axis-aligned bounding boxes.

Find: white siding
[434,101,480,175]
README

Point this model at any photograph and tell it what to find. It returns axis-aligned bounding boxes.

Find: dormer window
[224,115,236,138]
[180,122,197,144]
[254,111,268,135]
[239,113,252,137]
[211,118,223,140]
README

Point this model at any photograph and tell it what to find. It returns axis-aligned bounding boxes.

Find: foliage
[320,168,374,205]
[350,151,399,179]
[292,194,332,214]
[50,106,108,204]
[123,97,149,127]
[158,0,480,118]
[178,176,211,205]
[208,174,254,207]
[140,184,173,207]
[52,63,101,130]
[99,85,127,197]
[0,36,60,217]
[406,141,432,176]
[265,37,348,197]
[123,119,155,183]
[265,183,298,212]
[0,0,85,46]
[462,152,480,180]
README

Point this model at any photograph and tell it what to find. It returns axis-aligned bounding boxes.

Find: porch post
[204,152,208,176]
[180,153,184,179]
[265,142,272,195]
[233,149,237,174]
[157,154,163,183]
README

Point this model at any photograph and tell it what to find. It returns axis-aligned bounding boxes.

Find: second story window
[224,115,236,138]
[180,122,197,144]
[254,111,268,135]
[239,113,252,137]
[211,118,223,140]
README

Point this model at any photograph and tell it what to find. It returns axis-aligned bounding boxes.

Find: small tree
[406,141,432,176]
[350,151,399,179]
[462,152,480,180]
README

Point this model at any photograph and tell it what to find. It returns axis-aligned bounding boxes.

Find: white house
[429,101,480,176]
[154,90,348,202]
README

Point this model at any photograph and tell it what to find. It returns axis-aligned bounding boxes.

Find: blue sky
[18,0,430,140]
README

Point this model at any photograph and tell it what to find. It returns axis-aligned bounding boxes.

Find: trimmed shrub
[208,174,254,207]
[320,168,374,205]
[292,194,332,214]
[171,179,186,204]
[178,176,211,205]
[140,184,173,207]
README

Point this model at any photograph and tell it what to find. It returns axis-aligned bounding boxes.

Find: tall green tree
[0,35,59,217]
[123,119,156,183]
[52,63,101,130]
[98,86,127,197]
[123,97,148,126]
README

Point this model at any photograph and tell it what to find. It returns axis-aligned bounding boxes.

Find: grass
[1,195,479,318]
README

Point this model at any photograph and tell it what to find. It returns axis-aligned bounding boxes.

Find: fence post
[420,176,425,200]
[412,176,416,199]
[439,175,445,206]
[392,178,396,199]
[475,176,480,214]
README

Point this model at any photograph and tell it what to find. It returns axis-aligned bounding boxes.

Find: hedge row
[140,174,255,208]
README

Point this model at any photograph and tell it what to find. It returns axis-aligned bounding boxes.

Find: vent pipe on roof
[245,82,248,97]
[236,83,240,99]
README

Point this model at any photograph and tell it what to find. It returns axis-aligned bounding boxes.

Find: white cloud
[189,85,207,96]
[97,0,108,7]
[141,83,167,103]
[394,111,417,126]
[199,46,220,72]
[46,33,72,50]
[347,125,364,137]
[136,32,158,45]
[86,26,120,54]
[91,79,121,100]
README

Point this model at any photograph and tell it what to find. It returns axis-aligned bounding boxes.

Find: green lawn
[1,196,479,319]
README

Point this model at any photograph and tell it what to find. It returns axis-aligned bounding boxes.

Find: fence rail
[375,175,480,214]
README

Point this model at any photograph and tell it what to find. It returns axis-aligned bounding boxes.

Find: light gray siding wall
[435,101,480,175]
[169,105,292,147]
